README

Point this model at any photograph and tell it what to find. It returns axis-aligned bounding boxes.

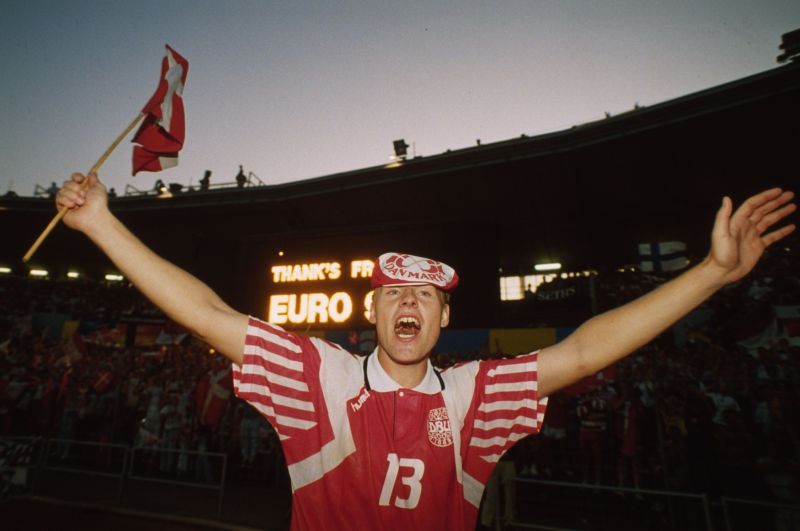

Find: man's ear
[368,289,378,324]
[440,304,450,328]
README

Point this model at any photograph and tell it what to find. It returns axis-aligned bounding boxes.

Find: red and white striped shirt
[233,317,547,531]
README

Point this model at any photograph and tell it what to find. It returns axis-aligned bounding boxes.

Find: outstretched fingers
[754,195,796,232]
[746,188,797,247]
[750,190,795,224]
[731,188,783,227]
[761,223,796,249]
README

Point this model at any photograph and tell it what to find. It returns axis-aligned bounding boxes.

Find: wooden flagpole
[22,112,145,263]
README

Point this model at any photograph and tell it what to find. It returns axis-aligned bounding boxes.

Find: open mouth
[394,316,421,339]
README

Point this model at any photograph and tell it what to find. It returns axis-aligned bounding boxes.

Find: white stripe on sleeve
[484,380,537,394]
[469,431,528,448]
[248,325,303,353]
[477,398,538,413]
[271,392,315,412]
[473,415,537,431]
[487,361,536,377]
[266,371,309,392]
[244,345,304,373]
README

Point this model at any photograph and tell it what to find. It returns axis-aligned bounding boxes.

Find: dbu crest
[427,407,453,447]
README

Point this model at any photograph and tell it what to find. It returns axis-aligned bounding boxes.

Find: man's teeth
[396,317,420,327]
[395,317,421,337]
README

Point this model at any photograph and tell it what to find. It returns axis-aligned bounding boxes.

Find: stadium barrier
[14,436,800,528]
[721,496,800,531]
[42,437,130,504]
[127,445,228,518]
[1,437,227,519]
[500,476,714,531]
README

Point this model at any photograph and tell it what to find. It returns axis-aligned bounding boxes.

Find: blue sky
[1,1,798,196]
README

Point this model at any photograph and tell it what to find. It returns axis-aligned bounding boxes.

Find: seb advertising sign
[267,259,375,326]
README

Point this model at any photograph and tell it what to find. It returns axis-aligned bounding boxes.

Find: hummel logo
[350,389,371,412]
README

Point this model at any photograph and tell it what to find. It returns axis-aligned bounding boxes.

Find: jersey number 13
[379,453,425,509]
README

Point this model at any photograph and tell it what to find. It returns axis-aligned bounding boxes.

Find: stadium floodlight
[534,263,561,272]
[154,179,172,199]
[67,271,80,279]
[393,139,409,159]
[29,269,49,277]
[105,273,124,282]
[777,28,800,63]
[0,266,11,274]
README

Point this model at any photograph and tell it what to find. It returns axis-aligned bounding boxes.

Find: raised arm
[537,188,796,398]
[56,172,248,364]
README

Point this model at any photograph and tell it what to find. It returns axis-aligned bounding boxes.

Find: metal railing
[721,496,800,531]
[127,445,228,518]
[1,436,228,519]
[42,438,130,504]
[25,171,269,200]
[123,171,266,197]
[499,476,714,531]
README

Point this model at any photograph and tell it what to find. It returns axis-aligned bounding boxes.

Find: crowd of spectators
[0,275,283,485]
[455,245,800,509]
[1,243,798,507]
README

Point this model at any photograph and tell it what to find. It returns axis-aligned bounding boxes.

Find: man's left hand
[708,187,796,284]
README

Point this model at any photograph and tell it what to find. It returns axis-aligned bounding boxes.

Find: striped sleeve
[463,352,548,466]
[232,317,332,460]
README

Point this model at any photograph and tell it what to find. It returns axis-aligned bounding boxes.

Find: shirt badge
[427,407,453,447]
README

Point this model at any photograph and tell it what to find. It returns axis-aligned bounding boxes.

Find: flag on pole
[638,241,689,272]
[132,45,189,175]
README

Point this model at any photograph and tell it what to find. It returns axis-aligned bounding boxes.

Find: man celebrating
[56,172,795,530]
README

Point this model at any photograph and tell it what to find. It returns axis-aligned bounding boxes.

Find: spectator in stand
[159,393,182,474]
[199,170,211,191]
[239,400,262,473]
[235,165,247,188]
[144,376,163,438]
[577,385,610,485]
[536,391,569,479]
[56,382,79,460]
[706,379,741,427]
[46,181,59,198]
[613,381,643,492]
[480,450,517,529]
[176,421,193,479]
[194,427,215,483]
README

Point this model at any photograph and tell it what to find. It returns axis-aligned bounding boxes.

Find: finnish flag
[639,242,689,272]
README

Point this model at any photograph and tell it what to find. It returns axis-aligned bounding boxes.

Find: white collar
[366,349,441,394]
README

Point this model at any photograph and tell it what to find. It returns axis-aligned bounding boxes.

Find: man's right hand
[56,172,110,233]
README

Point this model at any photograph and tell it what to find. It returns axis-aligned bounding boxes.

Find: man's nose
[399,289,418,306]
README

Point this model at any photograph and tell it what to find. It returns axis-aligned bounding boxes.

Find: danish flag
[132,45,189,175]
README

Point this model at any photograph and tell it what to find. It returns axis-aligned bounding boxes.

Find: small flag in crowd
[155,329,189,346]
[132,45,189,175]
[639,241,689,272]
[93,369,114,394]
